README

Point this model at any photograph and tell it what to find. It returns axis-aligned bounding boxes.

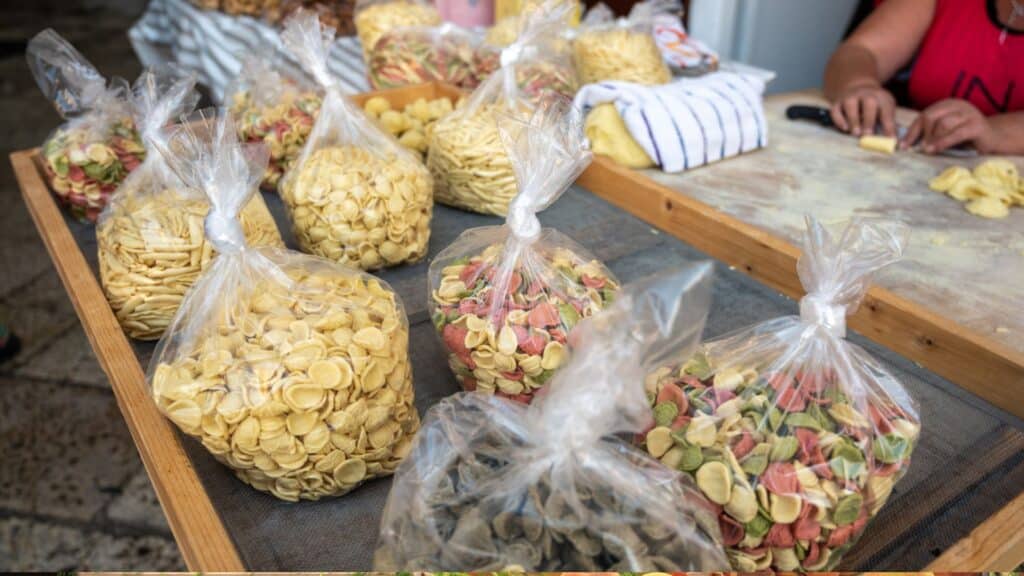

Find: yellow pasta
[427,104,520,216]
[573,27,670,85]
[928,159,1024,219]
[354,0,441,58]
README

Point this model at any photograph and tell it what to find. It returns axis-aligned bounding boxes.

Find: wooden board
[579,92,1024,421]
[10,82,1024,572]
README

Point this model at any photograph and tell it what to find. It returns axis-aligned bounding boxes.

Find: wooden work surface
[10,84,1024,571]
[580,90,1024,421]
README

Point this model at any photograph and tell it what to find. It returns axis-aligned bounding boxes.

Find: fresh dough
[859,135,897,154]
[928,160,1024,219]
[584,103,655,169]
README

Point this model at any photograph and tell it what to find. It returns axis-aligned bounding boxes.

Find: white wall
[689,0,859,94]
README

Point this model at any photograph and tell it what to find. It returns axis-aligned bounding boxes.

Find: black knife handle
[786,104,834,127]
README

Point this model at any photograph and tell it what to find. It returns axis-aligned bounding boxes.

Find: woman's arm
[824,0,936,136]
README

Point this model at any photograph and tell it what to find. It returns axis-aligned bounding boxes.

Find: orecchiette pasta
[152,266,419,501]
[280,145,432,269]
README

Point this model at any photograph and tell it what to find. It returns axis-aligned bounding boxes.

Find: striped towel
[129,0,369,103]
[573,72,768,173]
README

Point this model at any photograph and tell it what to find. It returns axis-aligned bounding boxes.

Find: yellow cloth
[584,104,655,169]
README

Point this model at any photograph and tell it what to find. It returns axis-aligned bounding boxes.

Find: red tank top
[908,0,1024,115]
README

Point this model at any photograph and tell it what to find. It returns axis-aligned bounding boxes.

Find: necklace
[1001,0,1024,44]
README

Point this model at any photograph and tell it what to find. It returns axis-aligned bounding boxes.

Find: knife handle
[786,104,834,127]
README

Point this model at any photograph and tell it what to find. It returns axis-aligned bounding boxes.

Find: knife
[784,104,977,157]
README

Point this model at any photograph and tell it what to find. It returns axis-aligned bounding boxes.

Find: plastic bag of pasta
[226,51,322,190]
[279,10,433,270]
[379,263,731,571]
[429,99,618,402]
[367,23,482,91]
[148,110,419,502]
[354,0,440,59]
[428,4,577,216]
[572,0,674,85]
[97,71,282,341]
[641,217,920,572]
[27,29,145,222]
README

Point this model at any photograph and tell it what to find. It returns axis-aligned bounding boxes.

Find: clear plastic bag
[148,110,419,502]
[354,0,441,59]
[378,262,730,571]
[227,50,322,190]
[642,217,920,571]
[428,99,619,402]
[367,23,483,91]
[428,4,578,216]
[27,29,145,222]
[97,70,282,341]
[279,10,433,270]
[572,0,674,85]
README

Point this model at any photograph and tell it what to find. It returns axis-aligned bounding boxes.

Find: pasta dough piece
[859,135,897,154]
[928,166,971,192]
[584,103,654,169]
[965,196,1010,219]
[927,158,1023,219]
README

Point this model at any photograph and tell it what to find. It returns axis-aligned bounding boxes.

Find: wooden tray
[10,82,1024,571]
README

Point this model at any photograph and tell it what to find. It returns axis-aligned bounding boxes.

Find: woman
[824,0,1024,155]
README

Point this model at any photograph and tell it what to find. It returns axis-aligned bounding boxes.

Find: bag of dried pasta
[97,71,282,341]
[378,263,731,571]
[429,99,618,402]
[279,10,433,270]
[573,0,674,85]
[354,0,440,59]
[367,23,482,91]
[428,4,577,216]
[641,217,920,572]
[149,110,419,502]
[27,29,145,222]
[226,51,322,190]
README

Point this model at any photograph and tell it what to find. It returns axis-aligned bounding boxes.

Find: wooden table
[581,91,1024,421]
[10,84,1024,571]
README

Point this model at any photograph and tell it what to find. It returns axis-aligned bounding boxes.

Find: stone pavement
[0,0,184,570]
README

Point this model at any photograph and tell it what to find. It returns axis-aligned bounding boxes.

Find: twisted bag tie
[507,201,541,243]
[205,206,246,255]
[799,294,846,338]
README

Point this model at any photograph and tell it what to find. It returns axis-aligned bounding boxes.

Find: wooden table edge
[9,149,244,571]
[926,489,1024,570]
[578,155,1024,422]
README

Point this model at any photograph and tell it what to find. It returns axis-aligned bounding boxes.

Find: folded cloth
[573,71,767,173]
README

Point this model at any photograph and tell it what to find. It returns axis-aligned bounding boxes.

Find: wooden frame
[578,157,1024,421]
[10,82,1024,571]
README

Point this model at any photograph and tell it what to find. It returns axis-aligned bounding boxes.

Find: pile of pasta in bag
[572,0,675,85]
[227,52,322,190]
[148,110,419,502]
[428,3,577,216]
[367,22,482,91]
[27,29,145,222]
[279,10,433,270]
[429,99,618,402]
[642,217,919,571]
[97,70,282,341]
[354,0,440,59]
[378,263,731,571]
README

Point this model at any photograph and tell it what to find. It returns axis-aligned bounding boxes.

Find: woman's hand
[829,81,898,137]
[900,99,998,154]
